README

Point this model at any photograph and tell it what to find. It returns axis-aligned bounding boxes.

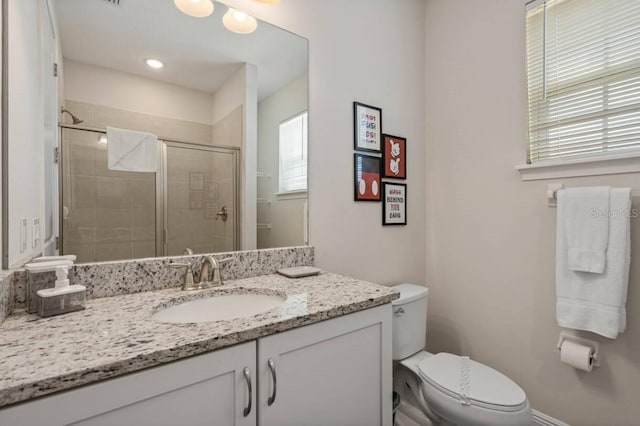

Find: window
[279,112,308,193]
[525,0,640,164]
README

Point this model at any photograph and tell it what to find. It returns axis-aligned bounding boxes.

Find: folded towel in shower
[107,127,158,172]
[561,187,610,273]
[556,187,632,339]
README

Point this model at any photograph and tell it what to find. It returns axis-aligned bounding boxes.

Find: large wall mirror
[3,0,308,267]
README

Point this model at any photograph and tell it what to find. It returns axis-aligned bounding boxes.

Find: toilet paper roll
[560,340,594,372]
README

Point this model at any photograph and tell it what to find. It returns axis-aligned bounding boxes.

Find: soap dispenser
[36,265,86,317]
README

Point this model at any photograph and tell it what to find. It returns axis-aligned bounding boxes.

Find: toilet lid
[417,353,527,411]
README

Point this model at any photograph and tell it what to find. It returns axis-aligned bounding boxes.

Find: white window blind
[526,0,640,163]
[279,112,308,193]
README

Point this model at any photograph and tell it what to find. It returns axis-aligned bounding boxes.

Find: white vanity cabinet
[257,304,393,426]
[0,304,392,426]
[0,341,257,426]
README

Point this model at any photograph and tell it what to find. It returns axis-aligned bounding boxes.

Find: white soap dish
[277,266,321,278]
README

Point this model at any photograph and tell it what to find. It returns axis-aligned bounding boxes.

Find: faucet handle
[210,257,234,287]
[170,262,195,289]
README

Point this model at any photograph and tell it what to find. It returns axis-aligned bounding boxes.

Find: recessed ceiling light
[145,59,164,69]
[174,0,214,18]
[223,7,258,34]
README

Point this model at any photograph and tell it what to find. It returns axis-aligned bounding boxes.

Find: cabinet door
[258,304,392,426]
[0,341,256,426]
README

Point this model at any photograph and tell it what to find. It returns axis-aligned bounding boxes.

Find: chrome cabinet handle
[243,367,252,417]
[267,358,277,406]
[394,307,405,316]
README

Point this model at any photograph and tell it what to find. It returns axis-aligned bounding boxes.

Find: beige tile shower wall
[425,0,640,424]
[61,128,156,263]
[64,100,213,145]
[165,146,236,256]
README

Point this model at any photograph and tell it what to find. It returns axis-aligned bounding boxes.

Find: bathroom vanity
[0,269,398,426]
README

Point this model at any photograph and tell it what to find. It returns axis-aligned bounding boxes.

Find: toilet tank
[391,284,429,360]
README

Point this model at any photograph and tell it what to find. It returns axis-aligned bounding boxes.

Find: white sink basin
[152,293,287,323]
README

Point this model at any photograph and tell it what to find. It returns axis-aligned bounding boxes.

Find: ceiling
[54,0,308,99]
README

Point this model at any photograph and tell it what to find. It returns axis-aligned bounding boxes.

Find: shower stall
[59,126,239,263]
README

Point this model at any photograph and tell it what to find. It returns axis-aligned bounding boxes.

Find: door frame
[57,124,241,259]
[159,140,240,256]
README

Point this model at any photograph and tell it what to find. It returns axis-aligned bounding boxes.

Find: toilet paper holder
[556,332,600,368]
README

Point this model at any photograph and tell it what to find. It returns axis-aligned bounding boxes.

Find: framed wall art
[382,134,406,179]
[353,102,382,153]
[382,182,407,225]
[354,153,381,201]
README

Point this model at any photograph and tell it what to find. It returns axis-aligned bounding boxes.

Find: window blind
[526,0,640,163]
[279,112,308,193]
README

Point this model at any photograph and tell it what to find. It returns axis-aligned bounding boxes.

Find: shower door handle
[216,206,228,221]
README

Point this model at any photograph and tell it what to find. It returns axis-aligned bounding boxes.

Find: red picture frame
[382,134,406,179]
[354,153,381,201]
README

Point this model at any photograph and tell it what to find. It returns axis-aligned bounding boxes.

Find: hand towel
[107,127,158,172]
[561,187,610,273]
[556,187,632,339]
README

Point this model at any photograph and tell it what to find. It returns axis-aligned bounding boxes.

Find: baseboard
[532,409,570,426]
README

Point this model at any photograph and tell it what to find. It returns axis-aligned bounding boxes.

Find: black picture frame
[353,102,382,153]
[381,134,407,179]
[382,182,407,225]
[354,153,382,202]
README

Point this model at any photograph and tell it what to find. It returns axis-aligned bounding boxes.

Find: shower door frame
[158,140,240,257]
[57,124,241,260]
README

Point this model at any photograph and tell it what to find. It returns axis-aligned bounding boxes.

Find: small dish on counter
[277,266,321,278]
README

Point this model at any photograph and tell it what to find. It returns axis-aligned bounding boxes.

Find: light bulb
[174,0,214,18]
[145,59,164,69]
[223,8,258,34]
[233,11,247,21]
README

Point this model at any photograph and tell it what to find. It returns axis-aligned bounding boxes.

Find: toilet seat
[416,352,528,413]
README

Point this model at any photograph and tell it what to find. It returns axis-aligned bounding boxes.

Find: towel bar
[547,184,640,207]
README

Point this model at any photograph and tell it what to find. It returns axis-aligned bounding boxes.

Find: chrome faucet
[199,256,233,287]
[170,256,233,291]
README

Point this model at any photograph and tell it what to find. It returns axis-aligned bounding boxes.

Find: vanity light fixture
[222,8,258,34]
[174,0,214,18]
[145,58,165,69]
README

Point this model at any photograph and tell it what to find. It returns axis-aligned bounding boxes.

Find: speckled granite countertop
[0,272,398,408]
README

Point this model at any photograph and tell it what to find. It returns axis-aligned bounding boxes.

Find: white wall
[257,73,308,248]
[64,60,213,125]
[220,0,427,284]
[243,65,257,251]
[6,0,46,267]
[424,0,640,424]
[211,64,258,250]
[211,65,248,129]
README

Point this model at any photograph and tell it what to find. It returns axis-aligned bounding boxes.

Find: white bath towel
[562,187,610,273]
[107,127,158,172]
[556,187,632,339]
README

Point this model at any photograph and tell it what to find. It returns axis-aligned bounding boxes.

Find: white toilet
[391,284,532,426]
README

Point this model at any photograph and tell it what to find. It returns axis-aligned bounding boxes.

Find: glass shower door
[60,128,157,263]
[163,142,238,256]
